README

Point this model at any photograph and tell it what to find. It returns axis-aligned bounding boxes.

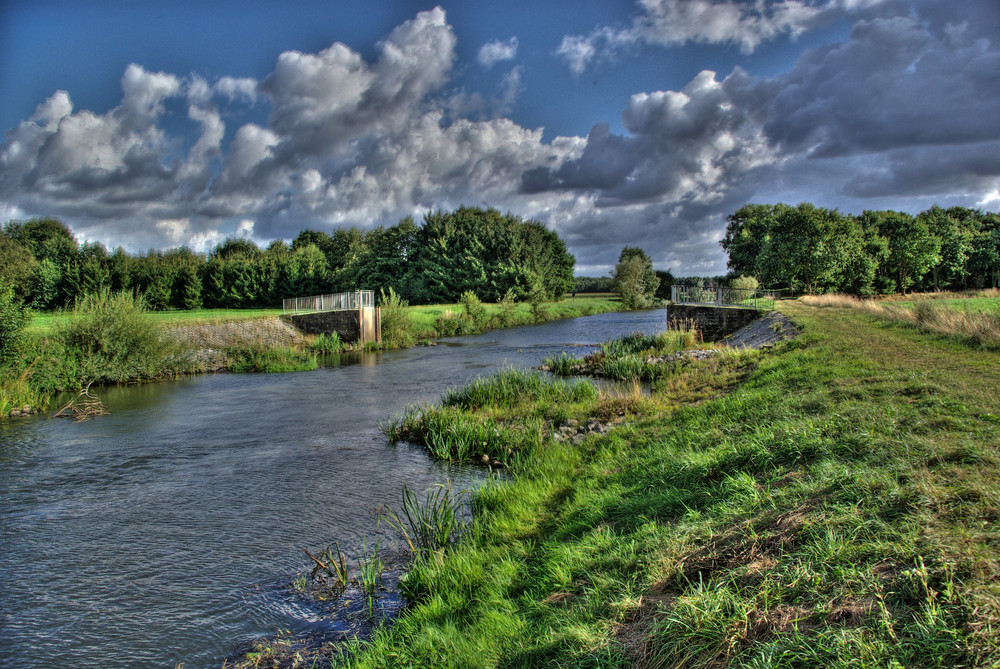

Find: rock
[480,453,491,463]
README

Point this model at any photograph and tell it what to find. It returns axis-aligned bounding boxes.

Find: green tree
[968,212,1000,289]
[721,204,780,277]
[755,203,845,294]
[29,259,62,309]
[612,246,659,309]
[172,264,203,310]
[863,210,941,293]
[921,205,973,290]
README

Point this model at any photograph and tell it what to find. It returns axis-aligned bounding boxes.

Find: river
[0,309,665,668]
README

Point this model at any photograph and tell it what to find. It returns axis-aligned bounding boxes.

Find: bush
[491,289,518,328]
[460,290,487,329]
[380,287,415,349]
[61,289,175,384]
[0,285,29,364]
[729,275,760,292]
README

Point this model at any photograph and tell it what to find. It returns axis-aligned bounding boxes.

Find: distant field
[26,308,284,336]
[24,296,622,338]
[893,295,1000,313]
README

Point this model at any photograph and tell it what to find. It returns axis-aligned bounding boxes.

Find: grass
[406,295,621,338]
[333,298,1000,668]
[4,296,622,418]
[802,292,1000,351]
[26,307,284,335]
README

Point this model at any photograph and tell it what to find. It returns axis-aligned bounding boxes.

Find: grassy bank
[328,298,1000,667]
[2,295,623,418]
[405,295,621,340]
[802,292,1000,352]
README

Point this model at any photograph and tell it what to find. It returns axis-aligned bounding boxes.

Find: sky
[1,0,998,276]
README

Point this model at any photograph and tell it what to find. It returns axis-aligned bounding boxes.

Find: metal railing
[282,290,375,315]
[671,285,781,310]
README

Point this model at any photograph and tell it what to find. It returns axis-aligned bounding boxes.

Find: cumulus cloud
[556,0,887,73]
[478,37,518,68]
[523,69,776,207]
[1,2,998,275]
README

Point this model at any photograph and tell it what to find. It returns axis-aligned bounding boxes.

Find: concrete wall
[282,307,380,344]
[666,304,761,342]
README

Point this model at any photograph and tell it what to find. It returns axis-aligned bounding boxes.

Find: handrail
[670,285,781,310]
[282,290,375,315]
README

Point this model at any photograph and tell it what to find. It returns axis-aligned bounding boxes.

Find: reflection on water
[0,309,664,668]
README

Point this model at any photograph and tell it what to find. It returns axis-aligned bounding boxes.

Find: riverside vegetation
[0,286,621,418]
[293,296,1000,668]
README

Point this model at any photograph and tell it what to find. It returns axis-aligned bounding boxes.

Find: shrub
[60,289,175,384]
[0,285,29,364]
[729,275,760,292]
[379,287,415,349]
[491,289,518,328]
[460,290,487,329]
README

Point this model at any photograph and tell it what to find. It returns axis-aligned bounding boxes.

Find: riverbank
[319,299,1000,667]
[0,295,624,418]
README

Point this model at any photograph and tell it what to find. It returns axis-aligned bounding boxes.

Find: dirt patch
[614,585,679,667]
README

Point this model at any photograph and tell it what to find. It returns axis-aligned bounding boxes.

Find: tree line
[722,203,1000,295]
[0,207,576,310]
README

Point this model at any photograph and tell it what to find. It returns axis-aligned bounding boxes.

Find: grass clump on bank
[336,300,1000,668]
[543,328,715,383]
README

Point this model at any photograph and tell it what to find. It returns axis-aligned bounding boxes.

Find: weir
[669,285,782,341]
[280,290,381,344]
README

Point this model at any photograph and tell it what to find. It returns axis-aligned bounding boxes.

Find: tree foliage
[612,246,660,309]
[1,208,577,311]
[721,202,997,294]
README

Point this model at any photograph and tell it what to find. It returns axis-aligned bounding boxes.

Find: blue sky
[1,0,998,275]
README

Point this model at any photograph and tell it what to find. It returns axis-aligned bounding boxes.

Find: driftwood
[52,383,108,421]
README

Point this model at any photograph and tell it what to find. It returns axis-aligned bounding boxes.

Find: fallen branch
[52,382,108,421]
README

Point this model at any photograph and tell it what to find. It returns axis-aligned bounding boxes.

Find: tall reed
[382,483,467,558]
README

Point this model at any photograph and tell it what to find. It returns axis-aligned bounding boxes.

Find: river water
[0,309,665,668]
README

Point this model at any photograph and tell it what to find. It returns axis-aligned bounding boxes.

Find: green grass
[406,295,621,337]
[26,308,284,336]
[894,296,1000,314]
[336,299,1000,668]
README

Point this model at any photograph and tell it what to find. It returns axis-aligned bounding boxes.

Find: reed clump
[382,483,468,558]
[61,289,178,384]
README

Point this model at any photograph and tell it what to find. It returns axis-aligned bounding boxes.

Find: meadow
[321,296,1000,668]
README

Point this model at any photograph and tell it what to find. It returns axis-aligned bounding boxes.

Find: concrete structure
[667,304,762,342]
[282,306,381,344]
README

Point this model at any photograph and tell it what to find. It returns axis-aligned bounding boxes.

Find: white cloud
[1,3,998,276]
[477,37,518,68]
[214,76,258,102]
[556,0,887,72]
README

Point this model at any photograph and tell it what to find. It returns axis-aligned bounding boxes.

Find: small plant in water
[304,542,351,591]
[356,538,384,598]
[382,483,467,557]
